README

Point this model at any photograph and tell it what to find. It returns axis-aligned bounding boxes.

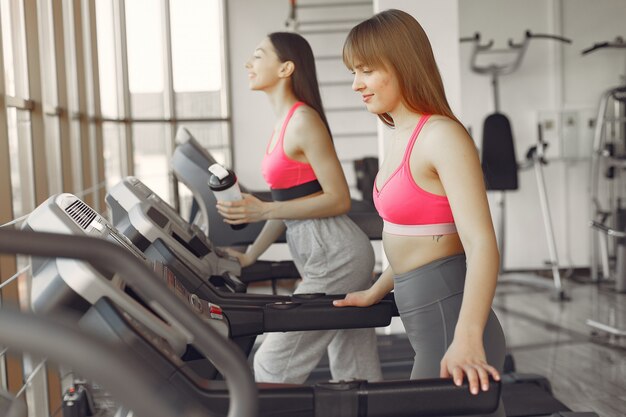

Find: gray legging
[253,215,383,384]
[394,253,506,417]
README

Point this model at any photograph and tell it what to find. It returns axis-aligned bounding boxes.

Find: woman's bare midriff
[383,232,464,275]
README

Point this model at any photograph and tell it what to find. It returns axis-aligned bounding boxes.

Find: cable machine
[461,31,572,300]
[586,36,626,338]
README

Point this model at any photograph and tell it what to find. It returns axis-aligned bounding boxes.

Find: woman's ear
[279,61,295,78]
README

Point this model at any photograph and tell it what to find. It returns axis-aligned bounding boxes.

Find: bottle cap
[208,163,229,180]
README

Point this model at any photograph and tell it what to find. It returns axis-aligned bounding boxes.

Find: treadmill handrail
[0,309,203,417]
[0,389,25,417]
[0,229,257,417]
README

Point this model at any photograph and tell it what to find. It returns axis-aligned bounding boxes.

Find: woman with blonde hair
[334,9,505,415]
[217,31,382,384]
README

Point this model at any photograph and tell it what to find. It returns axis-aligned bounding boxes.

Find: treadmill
[103,178,600,416]
[24,194,393,376]
[14,199,596,417]
[171,126,383,247]
[2,227,502,417]
[106,175,300,289]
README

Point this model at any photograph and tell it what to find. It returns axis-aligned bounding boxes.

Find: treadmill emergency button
[208,303,223,320]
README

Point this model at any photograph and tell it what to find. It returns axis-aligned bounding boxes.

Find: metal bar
[15,360,47,398]
[72,0,94,207]
[51,0,74,193]
[4,96,35,110]
[586,319,626,337]
[162,0,179,210]
[0,1,25,395]
[113,0,134,177]
[0,266,30,291]
[602,117,626,123]
[492,73,499,113]
[86,0,106,211]
[24,0,50,206]
[590,220,626,237]
[0,215,29,230]
[100,116,232,123]
[498,192,506,272]
[533,154,563,292]
[221,0,235,171]
[43,105,62,116]
[596,226,611,280]
[589,88,613,281]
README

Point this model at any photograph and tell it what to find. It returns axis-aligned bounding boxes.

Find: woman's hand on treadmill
[223,247,256,267]
[332,289,379,307]
[439,337,500,395]
[216,193,270,224]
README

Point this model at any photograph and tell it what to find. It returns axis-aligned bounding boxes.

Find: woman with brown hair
[333,9,505,415]
[217,32,382,384]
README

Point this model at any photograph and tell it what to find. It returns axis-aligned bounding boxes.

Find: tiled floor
[492,273,625,417]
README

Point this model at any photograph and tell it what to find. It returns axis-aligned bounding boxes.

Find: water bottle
[208,163,247,230]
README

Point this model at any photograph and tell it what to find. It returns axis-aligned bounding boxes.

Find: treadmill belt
[502,382,570,416]
[305,333,414,382]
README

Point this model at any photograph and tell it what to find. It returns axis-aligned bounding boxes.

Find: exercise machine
[3,225,599,417]
[8,194,596,415]
[585,36,626,338]
[23,193,394,375]
[461,30,571,300]
[2,227,504,417]
[106,176,300,292]
[171,126,269,246]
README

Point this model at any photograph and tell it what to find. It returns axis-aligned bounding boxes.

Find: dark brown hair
[268,32,332,137]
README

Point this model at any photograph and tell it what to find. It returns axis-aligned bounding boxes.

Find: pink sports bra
[261,101,319,192]
[373,115,457,236]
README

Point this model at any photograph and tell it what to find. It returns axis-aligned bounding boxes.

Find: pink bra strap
[278,101,304,145]
[402,114,431,164]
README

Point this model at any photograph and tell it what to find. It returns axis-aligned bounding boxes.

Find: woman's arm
[216,107,352,224]
[423,119,501,393]
[333,265,394,307]
[225,219,286,267]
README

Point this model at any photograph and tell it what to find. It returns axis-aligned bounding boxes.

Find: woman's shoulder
[415,116,479,171]
[422,115,472,147]
[290,103,322,126]
[287,103,329,138]
[424,114,462,132]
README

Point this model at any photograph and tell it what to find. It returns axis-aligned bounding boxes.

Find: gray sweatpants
[394,253,506,417]
[253,214,383,384]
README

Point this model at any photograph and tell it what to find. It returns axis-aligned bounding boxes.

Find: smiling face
[351,62,403,116]
[244,37,287,92]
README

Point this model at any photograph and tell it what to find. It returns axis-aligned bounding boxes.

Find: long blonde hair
[343,9,459,127]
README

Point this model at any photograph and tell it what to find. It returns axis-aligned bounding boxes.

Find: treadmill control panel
[154,262,223,321]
